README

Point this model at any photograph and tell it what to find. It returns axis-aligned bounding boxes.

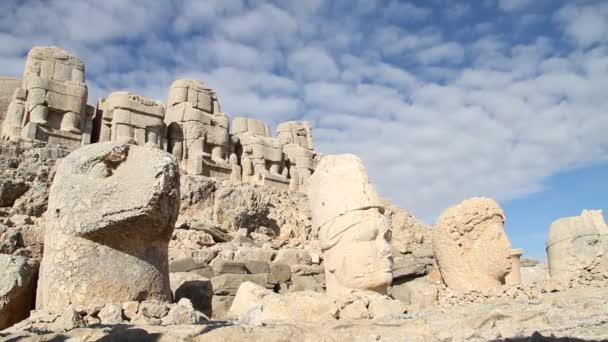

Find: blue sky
[1,0,607,259]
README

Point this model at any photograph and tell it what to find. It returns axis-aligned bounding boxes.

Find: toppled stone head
[37,142,180,311]
[433,197,512,291]
[307,154,392,297]
[546,209,608,285]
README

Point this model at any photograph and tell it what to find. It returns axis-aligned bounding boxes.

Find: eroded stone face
[546,209,608,285]
[307,154,392,298]
[37,142,180,312]
[321,209,393,297]
[433,197,512,291]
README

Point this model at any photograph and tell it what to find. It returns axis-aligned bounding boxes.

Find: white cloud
[555,3,608,47]
[288,46,339,81]
[498,0,533,13]
[417,42,465,64]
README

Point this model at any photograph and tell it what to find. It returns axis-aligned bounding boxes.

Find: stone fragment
[213,185,271,233]
[161,298,207,325]
[433,197,513,291]
[139,300,170,319]
[0,254,38,329]
[169,257,208,273]
[0,178,29,207]
[389,277,438,309]
[289,275,324,292]
[245,260,270,274]
[269,262,292,283]
[230,282,339,322]
[122,301,139,320]
[170,272,212,317]
[212,260,248,275]
[367,294,407,318]
[393,255,433,280]
[546,209,608,285]
[37,143,180,311]
[211,295,234,319]
[211,274,272,296]
[98,304,123,324]
[274,248,312,265]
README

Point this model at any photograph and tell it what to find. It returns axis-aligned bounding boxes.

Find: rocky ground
[1,285,607,341]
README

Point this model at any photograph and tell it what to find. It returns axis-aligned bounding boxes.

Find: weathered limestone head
[38,142,180,312]
[433,197,512,291]
[546,209,608,284]
[307,154,392,298]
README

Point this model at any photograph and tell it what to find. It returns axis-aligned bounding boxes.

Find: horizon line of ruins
[1,46,317,193]
[1,45,607,295]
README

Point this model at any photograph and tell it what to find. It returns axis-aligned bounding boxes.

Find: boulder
[170,272,213,317]
[0,254,38,329]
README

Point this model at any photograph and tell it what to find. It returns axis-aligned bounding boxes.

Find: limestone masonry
[0,45,607,341]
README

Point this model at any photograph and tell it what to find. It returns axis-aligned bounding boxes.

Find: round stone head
[433,197,512,291]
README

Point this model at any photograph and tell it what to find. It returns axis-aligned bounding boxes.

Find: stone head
[47,142,180,240]
[433,197,512,290]
[307,154,392,297]
[320,208,393,297]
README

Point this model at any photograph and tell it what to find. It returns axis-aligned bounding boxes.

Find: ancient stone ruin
[1,47,91,149]
[546,209,608,286]
[0,45,607,341]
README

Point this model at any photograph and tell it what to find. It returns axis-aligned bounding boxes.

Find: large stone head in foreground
[37,142,180,311]
[306,154,392,298]
[547,209,608,285]
[433,197,512,291]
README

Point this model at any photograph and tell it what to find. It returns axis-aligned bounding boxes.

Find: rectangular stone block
[169,257,207,273]
[245,261,270,275]
[187,89,198,107]
[53,62,72,82]
[213,260,247,276]
[71,68,84,83]
[40,61,55,79]
[211,274,273,295]
[196,91,213,113]
[45,91,84,113]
